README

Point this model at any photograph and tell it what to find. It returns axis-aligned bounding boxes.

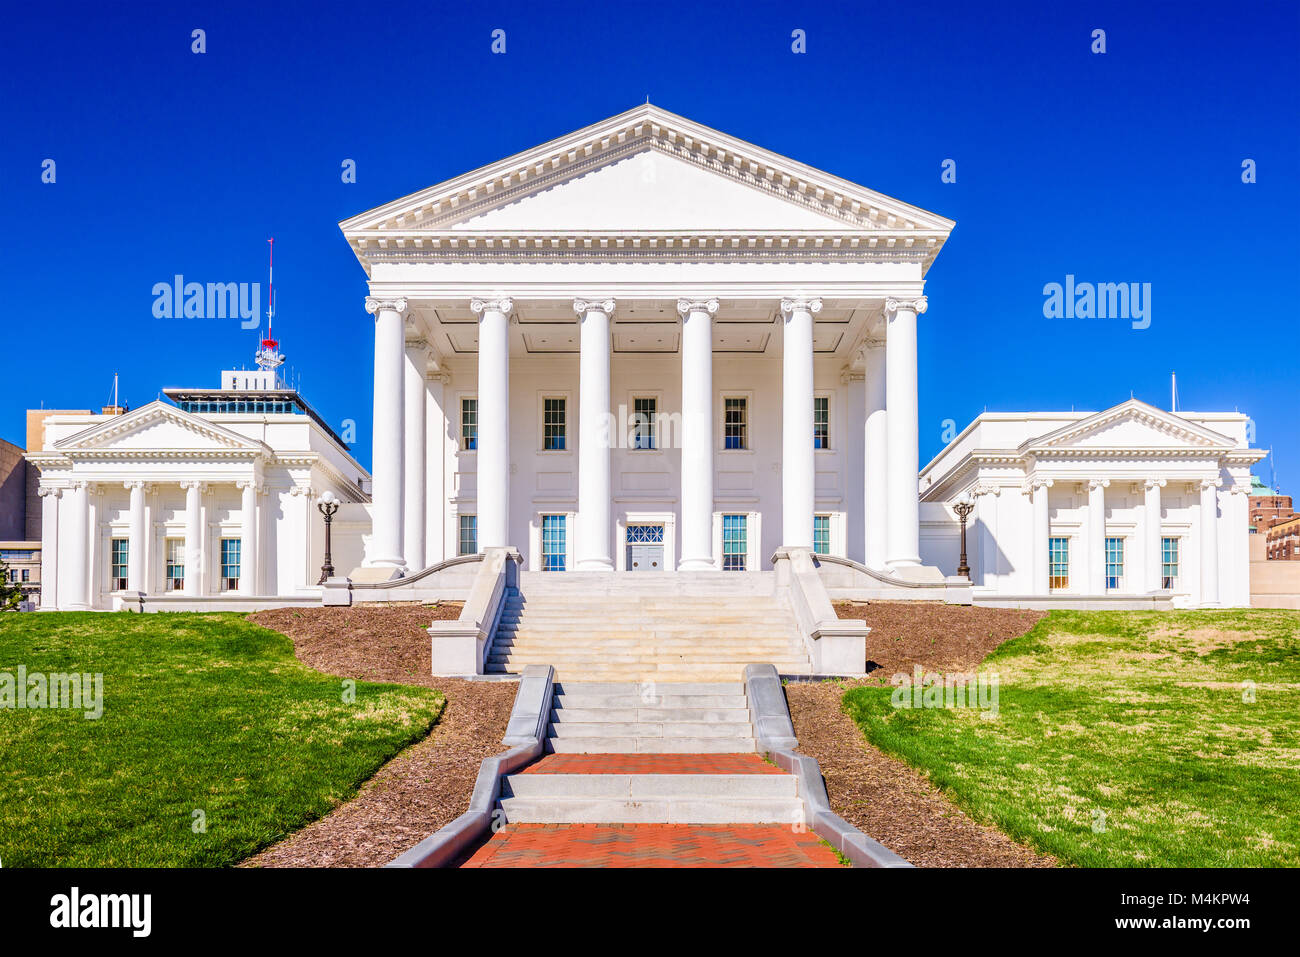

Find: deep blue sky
[3,1,1297,484]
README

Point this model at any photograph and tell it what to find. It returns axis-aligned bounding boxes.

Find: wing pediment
[1022,400,1236,454]
[56,402,267,455]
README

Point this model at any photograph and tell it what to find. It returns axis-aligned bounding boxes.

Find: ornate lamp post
[317,490,340,584]
[953,492,975,579]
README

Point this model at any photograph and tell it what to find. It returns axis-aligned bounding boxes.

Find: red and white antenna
[255,237,284,371]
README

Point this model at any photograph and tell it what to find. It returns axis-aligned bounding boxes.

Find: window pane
[221,538,241,590]
[813,515,830,555]
[724,398,747,450]
[543,398,566,451]
[1105,537,1124,590]
[1161,536,1178,590]
[541,515,567,571]
[459,515,477,556]
[1048,536,1069,589]
[632,397,657,450]
[111,538,129,590]
[722,514,747,571]
[462,398,478,450]
[814,396,830,450]
[166,538,185,591]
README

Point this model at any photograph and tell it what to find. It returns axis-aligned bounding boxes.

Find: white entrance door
[626,524,665,571]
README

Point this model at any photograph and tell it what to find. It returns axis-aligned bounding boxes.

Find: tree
[0,556,25,610]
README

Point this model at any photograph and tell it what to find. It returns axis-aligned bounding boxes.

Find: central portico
[341,104,954,579]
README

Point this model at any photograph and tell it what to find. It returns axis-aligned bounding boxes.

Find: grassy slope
[843,609,1300,867]
[0,612,444,867]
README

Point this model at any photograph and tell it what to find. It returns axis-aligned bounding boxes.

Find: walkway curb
[743,664,912,868]
[387,664,555,868]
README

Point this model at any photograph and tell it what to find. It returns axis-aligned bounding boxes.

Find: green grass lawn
[0,612,444,867]
[843,609,1300,867]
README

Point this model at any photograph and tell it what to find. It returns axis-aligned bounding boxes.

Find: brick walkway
[520,753,785,775]
[461,823,844,867]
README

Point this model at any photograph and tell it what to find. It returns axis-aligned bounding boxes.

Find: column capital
[38,485,61,498]
[1023,476,1054,493]
[470,296,514,316]
[1200,477,1223,491]
[971,483,1001,497]
[1088,478,1110,491]
[289,484,316,498]
[574,297,616,317]
[884,296,928,318]
[236,479,262,492]
[179,480,207,493]
[779,297,823,316]
[364,296,408,317]
[1144,478,1167,490]
[123,480,153,493]
[676,298,719,316]
[1228,483,1250,496]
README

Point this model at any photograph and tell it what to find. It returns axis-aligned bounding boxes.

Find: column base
[575,557,614,572]
[679,557,716,571]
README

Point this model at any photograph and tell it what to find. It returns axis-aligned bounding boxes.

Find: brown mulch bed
[787,602,1056,867]
[242,604,516,868]
[834,600,1045,678]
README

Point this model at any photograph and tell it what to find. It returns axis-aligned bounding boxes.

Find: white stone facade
[918,401,1264,608]
[28,383,369,611]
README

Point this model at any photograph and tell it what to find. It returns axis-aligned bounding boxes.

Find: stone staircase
[484,571,812,681]
[496,680,805,824]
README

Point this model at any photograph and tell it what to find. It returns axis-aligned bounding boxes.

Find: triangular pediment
[56,402,267,455]
[448,147,852,232]
[1022,400,1236,454]
[341,104,954,245]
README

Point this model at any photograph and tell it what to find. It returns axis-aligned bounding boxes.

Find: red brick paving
[461,824,844,868]
[521,753,785,775]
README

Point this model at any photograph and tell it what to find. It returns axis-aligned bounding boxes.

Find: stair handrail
[349,552,484,590]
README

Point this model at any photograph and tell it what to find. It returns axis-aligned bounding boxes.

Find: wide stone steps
[497,793,801,824]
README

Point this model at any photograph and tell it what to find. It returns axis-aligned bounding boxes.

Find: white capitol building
[28,106,1262,674]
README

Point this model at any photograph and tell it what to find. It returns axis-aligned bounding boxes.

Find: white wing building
[30,105,1263,617]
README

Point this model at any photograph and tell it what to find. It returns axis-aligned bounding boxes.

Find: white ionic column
[884,296,926,570]
[471,297,513,549]
[1200,478,1221,606]
[403,339,428,571]
[677,298,719,570]
[182,481,205,596]
[126,480,146,592]
[1029,478,1052,594]
[425,373,450,568]
[38,486,60,609]
[575,297,615,570]
[1144,478,1165,592]
[364,296,408,569]
[239,480,259,596]
[862,340,888,569]
[780,297,820,549]
[1087,479,1108,593]
[64,482,90,610]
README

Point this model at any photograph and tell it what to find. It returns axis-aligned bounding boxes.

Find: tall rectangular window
[541,515,567,571]
[813,396,830,450]
[722,514,747,571]
[461,397,478,451]
[110,538,129,590]
[724,398,747,450]
[542,398,566,451]
[632,397,657,450]
[458,515,477,556]
[813,515,831,555]
[1105,537,1125,590]
[1048,536,1069,590]
[220,538,241,591]
[1161,537,1179,590]
[166,538,185,591]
